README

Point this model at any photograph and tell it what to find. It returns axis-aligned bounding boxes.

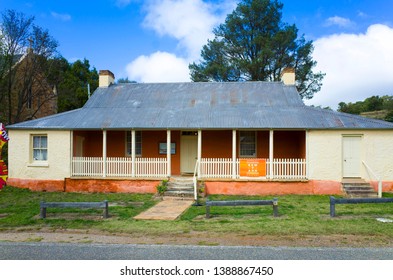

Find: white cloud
[126,0,236,82]
[325,16,353,28]
[306,24,393,109]
[51,12,71,21]
[126,51,190,82]
[143,0,228,59]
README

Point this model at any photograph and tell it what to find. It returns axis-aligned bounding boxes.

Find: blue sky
[2,0,393,109]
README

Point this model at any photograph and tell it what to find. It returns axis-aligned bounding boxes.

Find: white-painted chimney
[99,70,115,87]
[281,68,295,85]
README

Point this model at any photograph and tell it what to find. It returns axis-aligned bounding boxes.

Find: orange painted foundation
[205,180,343,196]
[7,177,393,195]
[7,178,159,193]
[7,178,65,192]
[370,181,393,192]
[64,178,158,193]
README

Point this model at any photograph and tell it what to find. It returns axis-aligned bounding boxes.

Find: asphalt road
[0,242,392,260]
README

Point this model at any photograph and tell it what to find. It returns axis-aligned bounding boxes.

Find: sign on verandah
[0,123,9,190]
[239,159,266,177]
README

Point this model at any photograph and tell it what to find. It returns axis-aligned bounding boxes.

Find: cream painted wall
[308,130,393,181]
[8,130,71,180]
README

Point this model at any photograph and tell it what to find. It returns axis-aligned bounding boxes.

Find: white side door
[342,136,362,178]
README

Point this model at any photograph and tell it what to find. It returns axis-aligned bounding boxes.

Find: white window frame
[239,131,257,158]
[126,131,142,157]
[31,134,48,162]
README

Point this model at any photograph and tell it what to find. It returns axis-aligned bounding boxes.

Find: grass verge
[0,187,392,246]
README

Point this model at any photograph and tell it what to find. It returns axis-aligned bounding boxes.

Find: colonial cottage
[7,70,393,197]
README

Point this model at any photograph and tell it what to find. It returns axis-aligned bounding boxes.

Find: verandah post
[269,130,274,179]
[102,130,107,177]
[232,130,236,179]
[131,130,136,177]
[70,130,74,177]
[197,130,202,177]
[167,129,171,177]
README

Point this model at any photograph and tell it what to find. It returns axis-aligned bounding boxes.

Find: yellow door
[181,135,198,174]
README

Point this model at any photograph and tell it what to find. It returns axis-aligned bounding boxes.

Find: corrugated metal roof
[8,81,393,130]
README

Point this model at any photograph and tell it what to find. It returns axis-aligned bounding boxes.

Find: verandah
[71,156,306,180]
[71,129,307,180]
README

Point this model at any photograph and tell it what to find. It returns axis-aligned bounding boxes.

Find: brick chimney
[99,70,115,87]
[281,68,295,85]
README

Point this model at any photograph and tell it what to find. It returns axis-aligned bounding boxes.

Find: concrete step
[164,177,195,199]
[170,176,194,181]
[164,190,195,199]
[343,186,374,191]
[348,193,379,198]
[162,196,195,201]
[167,182,194,188]
[342,182,377,198]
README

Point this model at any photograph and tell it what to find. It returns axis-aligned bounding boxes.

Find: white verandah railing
[199,158,307,180]
[72,157,306,180]
[72,157,167,178]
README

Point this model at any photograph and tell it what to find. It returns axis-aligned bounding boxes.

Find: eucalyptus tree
[189,0,324,99]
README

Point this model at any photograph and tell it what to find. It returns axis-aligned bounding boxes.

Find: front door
[342,135,362,178]
[181,133,198,174]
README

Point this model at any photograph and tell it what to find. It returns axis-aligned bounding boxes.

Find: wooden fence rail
[205,198,279,218]
[329,196,393,217]
[40,201,109,219]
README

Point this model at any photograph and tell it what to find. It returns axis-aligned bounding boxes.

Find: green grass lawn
[0,186,393,242]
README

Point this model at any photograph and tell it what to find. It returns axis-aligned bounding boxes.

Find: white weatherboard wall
[308,130,393,181]
[8,130,71,180]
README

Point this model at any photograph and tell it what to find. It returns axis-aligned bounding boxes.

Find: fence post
[330,196,336,217]
[103,200,109,218]
[206,200,210,219]
[272,198,279,217]
[40,201,47,219]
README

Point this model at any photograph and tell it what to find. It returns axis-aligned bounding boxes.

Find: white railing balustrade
[107,157,132,177]
[200,158,234,179]
[72,157,103,177]
[269,158,307,180]
[135,157,167,178]
[72,157,167,178]
[72,157,307,180]
[199,158,306,180]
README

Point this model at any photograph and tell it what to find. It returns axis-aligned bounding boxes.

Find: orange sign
[239,159,266,177]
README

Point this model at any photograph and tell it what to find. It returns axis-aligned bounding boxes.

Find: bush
[156,180,168,195]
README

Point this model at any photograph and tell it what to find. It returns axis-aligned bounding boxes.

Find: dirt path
[1,229,392,247]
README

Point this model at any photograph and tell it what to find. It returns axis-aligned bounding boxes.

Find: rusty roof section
[8,81,393,130]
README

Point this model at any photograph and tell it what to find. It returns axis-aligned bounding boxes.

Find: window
[159,142,176,154]
[32,135,48,161]
[239,131,256,157]
[126,131,142,156]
